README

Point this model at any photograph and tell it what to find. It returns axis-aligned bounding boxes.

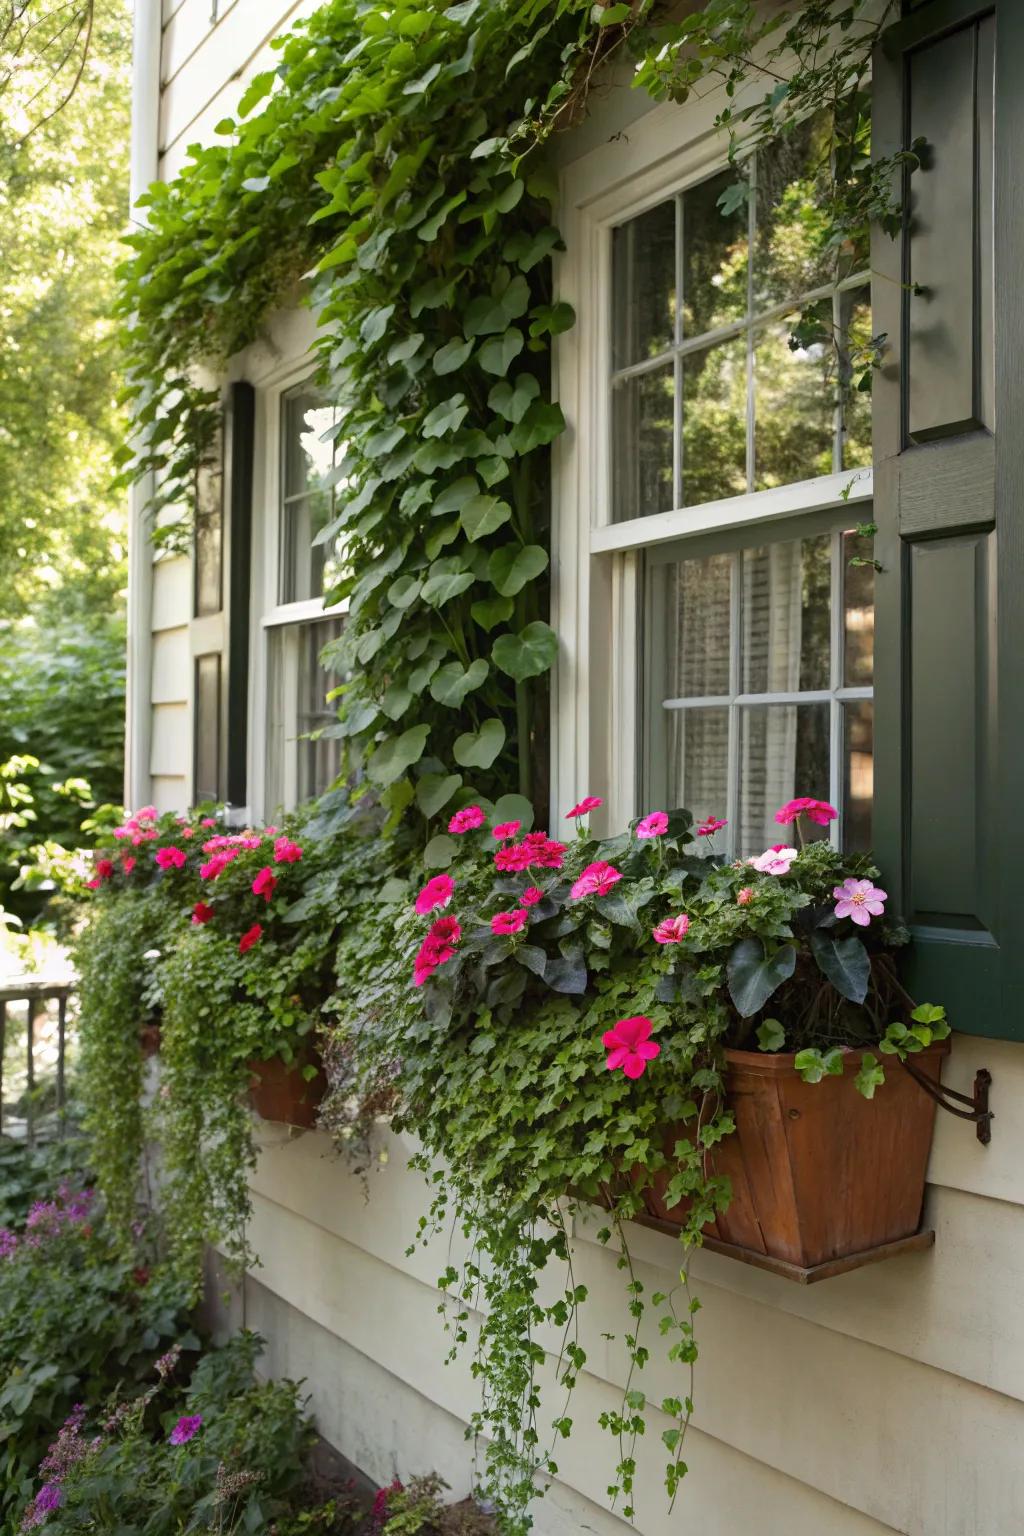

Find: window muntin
[265,614,345,813]
[610,117,871,520]
[279,385,346,603]
[646,522,874,857]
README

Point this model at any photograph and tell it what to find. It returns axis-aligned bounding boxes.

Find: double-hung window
[263,381,348,813]
[556,107,876,858]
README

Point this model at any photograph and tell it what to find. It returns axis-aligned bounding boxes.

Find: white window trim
[552,86,874,838]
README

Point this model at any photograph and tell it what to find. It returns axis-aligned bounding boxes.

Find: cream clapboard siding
[207,1034,1024,1536]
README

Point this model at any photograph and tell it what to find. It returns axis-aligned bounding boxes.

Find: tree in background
[0,0,130,930]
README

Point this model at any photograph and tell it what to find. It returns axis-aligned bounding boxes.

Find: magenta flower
[652,914,689,944]
[415,874,454,915]
[273,836,303,864]
[602,1016,660,1079]
[492,820,521,840]
[155,846,187,871]
[191,901,214,925]
[697,816,727,838]
[252,866,277,903]
[35,1486,62,1515]
[566,795,602,818]
[94,858,115,881]
[448,806,485,834]
[413,916,462,985]
[238,923,262,954]
[491,909,528,937]
[636,811,668,839]
[570,860,622,900]
[774,797,837,827]
[201,817,217,828]
[168,1413,202,1446]
[122,856,136,874]
[833,877,887,927]
[750,844,798,876]
[519,886,543,907]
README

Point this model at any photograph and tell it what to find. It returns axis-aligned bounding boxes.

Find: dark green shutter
[873,1,1024,1038]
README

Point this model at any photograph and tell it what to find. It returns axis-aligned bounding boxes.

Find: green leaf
[528,301,575,338]
[237,71,275,116]
[433,336,474,375]
[488,374,539,423]
[597,1,630,22]
[416,773,463,818]
[492,621,558,681]
[453,718,505,769]
[387,575,422,609]
[421,566,474,606]
[854,1053,886,1099]
[387,333,424,365]
[726,938,797,1018]
[422,394,469,438]
[490,792,534,831]
[410,276,455,317]
[510,400,565,453]
[489,543,548,596]
[430,658,489,706]
[515,945,547,978]
[461,494,511,541]
[471,594,514,631]
[424,834,458,869]
[367,725,430,787]
[808,931,870,1004]
[478,327,524,376]
[360,304,395,346]
[464,293,508,337]
[794,1047,846,1085]
[755,1018,785,1052]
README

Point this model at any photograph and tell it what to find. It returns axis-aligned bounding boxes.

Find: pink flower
[774,797,837,827]
[122,856,136,874]
[239,923,262,954]
[653,914,689,944]
[636,811,669,839]
[155,846,187,871]
[85,877,101,890]
[750,845,799,876]
[94,858,115,881]
[736,886,754,906]
[570,860,622,900]
[201,817,217,828]
[136,806,157,822]
[168,1413,202,1446]
[495,843,531,872]
[521,832,566,869]
[415,874,454,914]
[448,806,485,834]
[566,795,602,818]
[492,820,521,841]
[519,886,543,907]
[252,867,277,903]
[273,837,303,864]
[491,909,528,936]
[833,877,887,927]
[192,901,214,925]
[603,1016,660,1079]
[412,916,461,985]
[200,852,237,880]
[697,816,728,838]
[181,827,194,839]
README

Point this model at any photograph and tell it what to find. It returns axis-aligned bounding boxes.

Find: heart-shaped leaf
[454,717,506,769]
[421,560,474,606]
[492,621,558,681]
[432,336,474,375]
[546,951,587,995]
[726,938,797,1017]
[430,657,489,706]
[756,1018,785,1052]
[809,930,870,1003]
[488,373,539,423]
[462,494,511,542]
[432,476,479,517]
[515,945,547,978]
[367,724,430,788]
[479,326,524,376]
[421,393,468,438]
[416,773,463,819]
[387,332,425,365]
[471,594,514,631]
[489,543,548,596]
[387,574,422,609]
[509,400,565,453]
[424,833,458,869]
[490,792,534,832]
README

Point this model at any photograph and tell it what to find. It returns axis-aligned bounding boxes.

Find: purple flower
[35,1487,62,1514]
[169,1414,202,1446]
[833,877,887,927]
[0,1228,17,1259]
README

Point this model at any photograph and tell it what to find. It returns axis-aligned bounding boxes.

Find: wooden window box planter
[249,1048,326,1129]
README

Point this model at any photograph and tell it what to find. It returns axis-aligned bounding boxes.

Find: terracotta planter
[139,1022,162,1059]
[642,1042,948,1269]
[248,1048,326,1129]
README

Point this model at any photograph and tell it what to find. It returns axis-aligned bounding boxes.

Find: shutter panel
[872,0,1023,1037]
[190,382,255,810]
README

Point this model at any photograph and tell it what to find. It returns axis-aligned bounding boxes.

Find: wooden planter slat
[249,1048,326,1129]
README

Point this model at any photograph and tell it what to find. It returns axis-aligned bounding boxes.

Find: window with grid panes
[612,116,874,855]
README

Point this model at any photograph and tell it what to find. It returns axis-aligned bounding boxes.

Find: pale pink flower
[833,877,887,927]
[491,909,528,936]
[697,816,727,838]
[774,797,837,827]
[652,914,689,944]
[750,845,799,876]
[602,1016,660,1079]
[492,820,521,840]
[448,806,485,834]
[570,860,622,899]
[415,874,454,915]
[636,811,668,839]
[201,817,217,828]
[736,886,754,906]
[566,795,602,818]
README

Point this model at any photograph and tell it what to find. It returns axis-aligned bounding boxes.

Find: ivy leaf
[478,327,524,376]
[471,594,513,630]
[510,401,565,453]
[432,476,479,517]
[433,336,474,375]
[854,1053,886,1099]
[430,658,489,706]
[794,1047,845,1084]
[726,938,797,1018]
[387,575,422,609]
[410,276,455,317]
[504,226,562,272]
[492,621,558,681]
[808,930,870,1004]
[453,718,505,769]
[413,440,460,473]
[464,293,510,337]
[489,543,548,596]
[422,394,469,438]
[528,301,575,338]
[756,1018,785,1052]
[367,724,430,787]
[416,773,463,818]
[461,494,511,542]
[424,833,458,869]
[488,374,539,423]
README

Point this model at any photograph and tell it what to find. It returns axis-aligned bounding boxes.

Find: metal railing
[0,978,73,1142]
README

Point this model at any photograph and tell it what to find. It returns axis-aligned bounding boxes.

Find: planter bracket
[900,1059,993,1144]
